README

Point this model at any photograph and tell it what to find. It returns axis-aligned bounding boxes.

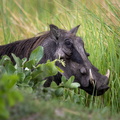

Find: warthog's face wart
[49,24,110,96]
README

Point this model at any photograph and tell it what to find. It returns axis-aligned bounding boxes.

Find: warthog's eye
[65,40,72,47]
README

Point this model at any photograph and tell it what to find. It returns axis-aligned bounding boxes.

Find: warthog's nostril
[80,67,86,74]
[60,57,64,60]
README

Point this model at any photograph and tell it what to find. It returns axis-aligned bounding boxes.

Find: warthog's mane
[0,31,51,59]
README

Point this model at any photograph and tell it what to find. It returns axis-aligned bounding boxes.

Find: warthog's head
[49,24,110,96]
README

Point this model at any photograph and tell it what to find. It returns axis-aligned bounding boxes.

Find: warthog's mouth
[80,82,109,96]
[80,69,110,96]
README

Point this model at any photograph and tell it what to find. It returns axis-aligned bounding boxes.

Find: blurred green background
[0,0,120,119]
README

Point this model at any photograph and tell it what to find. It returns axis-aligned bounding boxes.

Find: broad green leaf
[29,46,43,64]
[55,88,64,97]
[50,81,58,88]
[64,89,69,99]
[24,60,35,69]
[64,76,75,88]
[0,55,12,65]
[61,76,67,83]
[43,61,58,75]
[17,83,30,87]
[12,53,22,67]
[39,80,47,86]
[70,82,80,89]
[15,66,23,73]
[0,66,6,75]
[22,57,27,66]
[31,67,43,79]
[24,76,32,84]
[32,60,59,80]
[68,76,75,83]
[5,63,15,74]
[1,74,18,89]
[7,75,18,89]
[17,73,25,82]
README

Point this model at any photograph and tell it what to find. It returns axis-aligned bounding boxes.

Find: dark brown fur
[0,32,49,60]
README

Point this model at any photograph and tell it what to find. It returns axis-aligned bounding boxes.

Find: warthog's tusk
[89,69,95,85]
[105,69,110,78]
[89,69,93,79]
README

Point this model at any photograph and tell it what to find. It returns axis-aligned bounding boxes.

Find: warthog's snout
[80,69,110,96]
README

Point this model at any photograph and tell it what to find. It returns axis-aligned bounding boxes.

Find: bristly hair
[0,31,50,60]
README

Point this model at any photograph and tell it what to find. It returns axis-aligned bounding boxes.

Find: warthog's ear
[69,25,80,35]
[49,24,60,40]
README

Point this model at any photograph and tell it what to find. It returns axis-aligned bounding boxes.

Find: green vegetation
[0,0,120,119]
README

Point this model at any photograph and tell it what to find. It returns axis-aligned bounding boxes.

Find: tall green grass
[0,0,120,114]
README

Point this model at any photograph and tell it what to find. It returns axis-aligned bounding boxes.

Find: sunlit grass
[0,0,119,114]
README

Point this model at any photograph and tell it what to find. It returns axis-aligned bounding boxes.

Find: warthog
[0,24,110,96]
